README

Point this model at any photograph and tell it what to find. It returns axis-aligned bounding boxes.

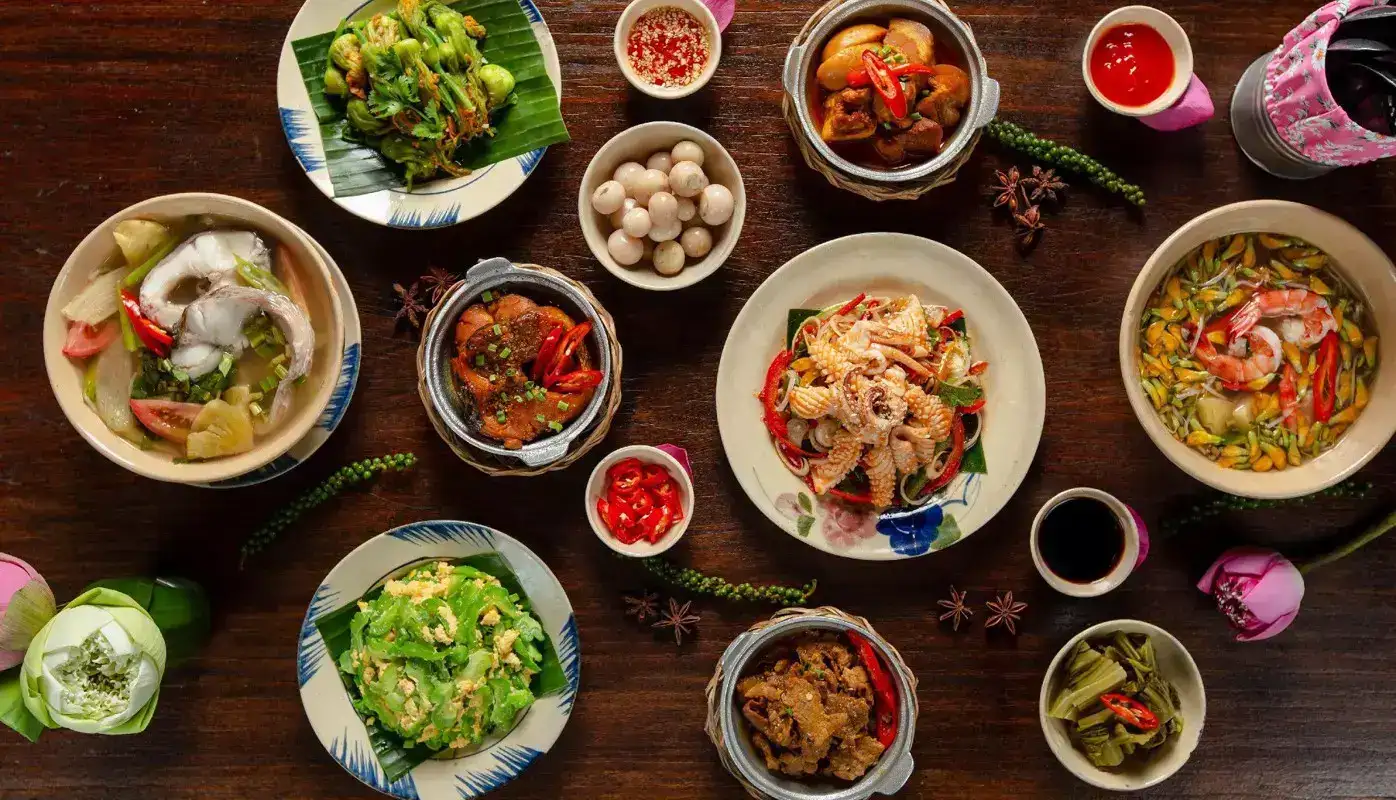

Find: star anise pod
[984,591,1028,635]
[393,281,428,330]
[652,597,701,645]
[1013,205,1046,248]
[936,586,974,632]
[418,266,459,306]
[623,590,660,623]
[989,166,1022,211]
[1022,166,1068,204]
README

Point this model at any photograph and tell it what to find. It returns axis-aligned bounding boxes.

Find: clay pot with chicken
[813,18,971,168]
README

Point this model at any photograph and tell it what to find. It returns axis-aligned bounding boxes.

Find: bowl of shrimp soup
[1121,200,1395,499]
[45,193,344,485]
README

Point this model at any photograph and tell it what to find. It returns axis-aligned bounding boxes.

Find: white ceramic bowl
[1119,200,1396,499]
[585,445,694,556]
[717,233,1046,560]
[1040,619,1206,792]
[1082,5,1193,117]
[43,193,345,485]
[614,0,721,99]
[578,121,745,291]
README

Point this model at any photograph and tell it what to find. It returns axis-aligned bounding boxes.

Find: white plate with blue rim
[276,0,562,229]
[200,224,361,488]
[715,233,1046,561]
[298,520,580,799]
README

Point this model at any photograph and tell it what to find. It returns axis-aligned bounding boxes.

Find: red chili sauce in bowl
[1088,23,1174,108]
[625,7,711,88]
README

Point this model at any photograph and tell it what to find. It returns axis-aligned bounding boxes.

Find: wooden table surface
[3,0,1396,798]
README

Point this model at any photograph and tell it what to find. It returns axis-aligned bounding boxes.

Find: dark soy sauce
[1039,497,1125,583]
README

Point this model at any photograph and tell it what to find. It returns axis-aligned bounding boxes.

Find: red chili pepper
[608,459,644,492]
[941,309,965,328]
[532,326,565,381]
[543,322,593,387]
[968,360,989,376]
[961,397,986,414]
[1313,330,1340,423]
[600,459,684,545]
[639,464,670,488]
[1099,693,1160,732]
[638,505,672,543]
[860,50,908,119]
[119,289,173,356]
[653,481,684,522]
[1278,363,1299,431]
[550,369,603,393]
[834,292,867,318]
[847,632,898,748]
[827,486,874,504]
[920,413,965,497]
[845,62,936,88]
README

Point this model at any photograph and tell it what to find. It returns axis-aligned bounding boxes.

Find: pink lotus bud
[1197,546,1305,642]
[0,554,56,670]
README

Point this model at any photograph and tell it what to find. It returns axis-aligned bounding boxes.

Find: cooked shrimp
[1195,325,1283,385]
[1228,288,1336,348]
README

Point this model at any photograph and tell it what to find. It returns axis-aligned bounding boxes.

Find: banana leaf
[315,554,567,783]
[84,577,211,668]
[290,0,569,198]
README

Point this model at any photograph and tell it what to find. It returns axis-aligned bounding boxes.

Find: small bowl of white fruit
[578,121,745,291]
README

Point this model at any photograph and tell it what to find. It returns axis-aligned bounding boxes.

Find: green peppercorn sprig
[636,556,817,606]
[239,453,418,568]
[1161,479,1371,536]
[985,119,1146,207]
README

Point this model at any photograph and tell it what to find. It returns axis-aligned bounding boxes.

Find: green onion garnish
[488,374,498,383]
[535,414,546,424]
[495,411,507,423]
[506,368,516,377]
[218,353,235,376]
[493,324,502,336]
[524,381,535,389]
[487,343,497,352]
[499,347,512,359]
[557,401,569,411]
[475,355,485,367]
[513,394,523,403]
[549,421,563,432]
[270,353,287,367]
[273,364,289,380]
[249,401,264,417]
[482,291,494,302]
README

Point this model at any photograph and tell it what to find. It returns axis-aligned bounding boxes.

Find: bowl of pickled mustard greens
[1039,620,1205,792]
[1121,200,1396,500]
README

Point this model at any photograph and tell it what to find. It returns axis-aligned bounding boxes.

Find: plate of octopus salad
[716,233,1045,560]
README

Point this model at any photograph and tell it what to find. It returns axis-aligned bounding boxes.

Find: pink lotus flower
[0,554,56,670]
[1197,547,1305,642]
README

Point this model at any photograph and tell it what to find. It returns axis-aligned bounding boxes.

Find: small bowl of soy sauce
[1030,488,1149,597]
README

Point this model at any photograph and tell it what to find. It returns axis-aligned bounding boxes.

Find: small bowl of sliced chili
[586,445,695,556]
[614,0,721,99]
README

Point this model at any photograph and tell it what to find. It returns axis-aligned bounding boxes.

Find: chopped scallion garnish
[495,411,507,423]
[482,291,494,302]
[535,414,546,424]
[513,395,523,403]
[499,347,512,359]
[557,401,569,411]
[249,401,264,417]
[475,355,486,367]
[273,364,289,380]
[487,343,497,352]
[488,374,498,383]
[548,421,563,432]
[270,353,287,367]
[506,368,516,377]
[218,353,235,376]
[493,324,502,336]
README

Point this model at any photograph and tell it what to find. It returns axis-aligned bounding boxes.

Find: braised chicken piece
[916,64,972,129]
[450,293,597,449]
[737,635,887,782]
[821,88,876,142]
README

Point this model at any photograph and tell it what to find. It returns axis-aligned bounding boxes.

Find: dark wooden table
[3,1,1396,797]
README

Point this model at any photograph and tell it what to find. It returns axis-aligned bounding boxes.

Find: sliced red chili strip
[1099,693,1160,731]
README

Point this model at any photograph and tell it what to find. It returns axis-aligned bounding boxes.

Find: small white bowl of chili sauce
[615,0,721,99]
[585,445,695,557]
[1082,6,1193,117]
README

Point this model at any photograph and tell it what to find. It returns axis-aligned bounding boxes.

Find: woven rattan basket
[704,606,920,800]
[781,0,993,201]
[416,263,623,477]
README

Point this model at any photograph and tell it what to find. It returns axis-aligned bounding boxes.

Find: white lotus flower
[21,588,166,735]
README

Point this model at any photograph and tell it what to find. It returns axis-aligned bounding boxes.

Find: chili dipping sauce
[1088,23,1174,108]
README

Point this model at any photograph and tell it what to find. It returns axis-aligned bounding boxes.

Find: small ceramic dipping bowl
[709,609,918,800]
[43,192,344,485]
[585,445,695,556]
[1040,619,1206,792]
[418,258,619,473]
[615,0,722,99]
[1082,6,1193,117]
[579,121,746,291]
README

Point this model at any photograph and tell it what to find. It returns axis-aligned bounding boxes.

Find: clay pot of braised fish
[717,615,917,799]
[420,258,615,468]
[783,0,1000,183]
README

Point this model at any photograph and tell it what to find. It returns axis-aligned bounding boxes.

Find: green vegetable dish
[340,561,546,751]
[324,0,518,186]
[1047,632,1184,769]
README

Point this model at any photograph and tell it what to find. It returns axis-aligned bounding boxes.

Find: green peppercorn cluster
[239,453,418,568]
[637,557,816,606]
[985,119,1146,206]
[1162,479,1371,535]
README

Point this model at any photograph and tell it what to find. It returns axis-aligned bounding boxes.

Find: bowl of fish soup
[1120,200,1395,499]
[44,193,344,485]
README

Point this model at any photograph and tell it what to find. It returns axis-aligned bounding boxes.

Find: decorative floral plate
[298,520,580,798]
[715,233,1046,560]
[276,0,561,229]
[201,224,362,488]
